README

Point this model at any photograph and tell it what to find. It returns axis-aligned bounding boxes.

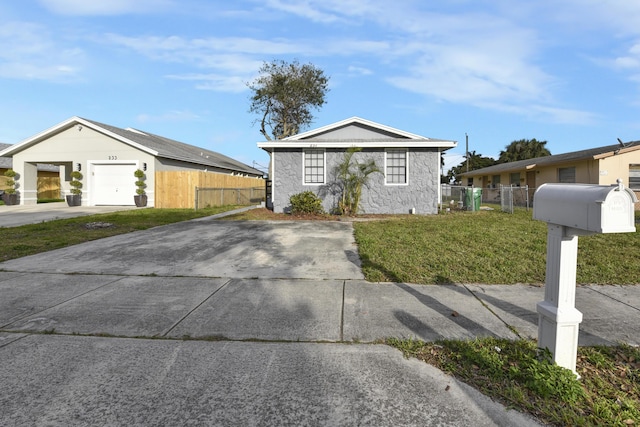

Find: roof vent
[125,127,148,136]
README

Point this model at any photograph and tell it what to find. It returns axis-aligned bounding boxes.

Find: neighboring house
[257,117,457,214]
[0,117,263,206]
[460,141,640,209]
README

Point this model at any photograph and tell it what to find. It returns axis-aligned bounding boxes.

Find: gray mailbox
[533,181,637,233]
[533,180,637,375]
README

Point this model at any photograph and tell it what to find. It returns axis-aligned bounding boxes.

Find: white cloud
[538,0,640,37]
[385,22,554,109]
[347,66,373,76]
[528,106,599,125]
[258,1,588,121]
[613,43,640,70]
[38,0,174,15]
[166,73,248,93]
[104,34,297,68]
[262,0,343,24]
[0,21,84,81]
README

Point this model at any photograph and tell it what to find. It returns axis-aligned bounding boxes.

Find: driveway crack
[159,279,232,337]
[0,275,126,329]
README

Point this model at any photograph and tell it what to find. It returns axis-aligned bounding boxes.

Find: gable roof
[461,140,640,177]
[0,117,263,177]
[258,116,456,152]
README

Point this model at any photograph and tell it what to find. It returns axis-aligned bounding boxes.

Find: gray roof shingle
[81,118,262,176]
[462,141,640,176]
[0,143,13,169]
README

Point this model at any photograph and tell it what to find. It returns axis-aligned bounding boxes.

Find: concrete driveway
[0,218,363,279]
[0,212,545,426]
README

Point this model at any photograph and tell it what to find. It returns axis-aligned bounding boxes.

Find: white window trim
[302,148,326,185]
[384,148,409,186]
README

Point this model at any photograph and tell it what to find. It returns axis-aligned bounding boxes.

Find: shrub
[134,169,146,195]
[4,168,17,194]
[69,171,83,195]
[290,191,325,215]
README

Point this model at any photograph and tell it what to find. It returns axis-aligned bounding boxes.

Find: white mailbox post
[533,180,637,375]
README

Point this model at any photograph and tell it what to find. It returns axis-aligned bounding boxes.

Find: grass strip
[388,337,640,427]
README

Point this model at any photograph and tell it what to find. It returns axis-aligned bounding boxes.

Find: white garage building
[0,116,263,206]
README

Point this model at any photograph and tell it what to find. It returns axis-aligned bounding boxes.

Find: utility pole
[465,133,469,173]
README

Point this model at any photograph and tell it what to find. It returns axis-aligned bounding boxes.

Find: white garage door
[92,163,138,205]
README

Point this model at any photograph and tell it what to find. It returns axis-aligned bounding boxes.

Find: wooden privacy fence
[195,187,265,210]
[1,175,60,200]
[155,171,265,209]
[37,176,61,200]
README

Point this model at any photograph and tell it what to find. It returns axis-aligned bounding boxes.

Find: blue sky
[2,1,640,173]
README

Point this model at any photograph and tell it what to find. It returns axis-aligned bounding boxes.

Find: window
[510,172,520,186]
[558,167,576,183]
[385,149,407,184]
[492,175,501,188]
[303,149,325,184]
[630,164,640,190]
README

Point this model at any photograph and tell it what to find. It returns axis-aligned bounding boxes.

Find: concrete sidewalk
[0,213,637,425]
[1,275,637,346]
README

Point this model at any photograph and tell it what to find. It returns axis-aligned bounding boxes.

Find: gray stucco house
[258,117,457,214]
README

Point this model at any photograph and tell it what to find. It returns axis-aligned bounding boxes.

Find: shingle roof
[0,143,11,168]
[80,118,263,176]
[462,141,640,176]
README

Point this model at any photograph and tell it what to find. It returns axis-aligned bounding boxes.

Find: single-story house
[0,117,263,206]
[460,141,640,209]
[257,117,457,214]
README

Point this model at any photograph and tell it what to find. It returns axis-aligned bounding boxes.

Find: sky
[2,1,640,174]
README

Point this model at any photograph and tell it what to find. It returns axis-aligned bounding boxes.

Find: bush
[69,171,83,195]
[290,191,325,215]
[4,168,17,194]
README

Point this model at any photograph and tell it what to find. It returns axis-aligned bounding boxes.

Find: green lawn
[354,208,640,285]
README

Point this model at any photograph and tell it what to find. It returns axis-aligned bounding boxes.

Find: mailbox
[533,181,637,234]
[533,179,637,375]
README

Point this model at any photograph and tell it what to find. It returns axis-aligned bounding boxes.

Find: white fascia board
[0,116,82,156]
[283,116,430,141]
[0,116,159,157]
[258,140,457,150]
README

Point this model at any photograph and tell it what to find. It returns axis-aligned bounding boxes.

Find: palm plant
[335,147,381,215]
[498,139,551,163]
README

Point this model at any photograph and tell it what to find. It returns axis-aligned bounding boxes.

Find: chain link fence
[195,186,265,210]
[441,184,530,213]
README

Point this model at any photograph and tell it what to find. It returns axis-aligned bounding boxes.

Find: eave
[258,140,457,153]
